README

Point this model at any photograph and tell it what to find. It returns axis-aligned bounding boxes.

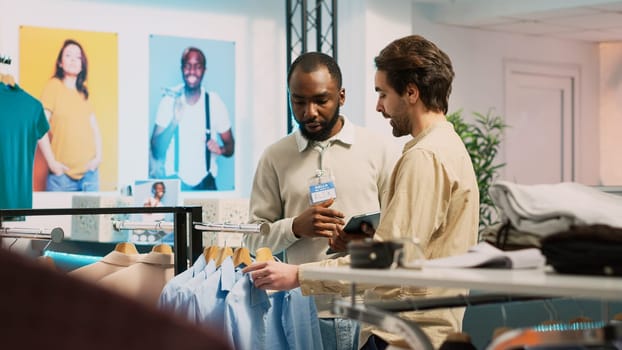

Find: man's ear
[406,84,419,104]
[339,87,346,106]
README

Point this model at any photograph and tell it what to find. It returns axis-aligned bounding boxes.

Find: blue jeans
[180,173,217,191]
[319,318,360,350]
[46,170,99,191]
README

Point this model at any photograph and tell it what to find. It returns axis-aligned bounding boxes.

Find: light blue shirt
[224,273,271,350]
[158,254,207,311]
[158,255,217,322]
[174,258,217,322]
[281,288,324,349]
[264,288,324,350]
[192,256,235,330]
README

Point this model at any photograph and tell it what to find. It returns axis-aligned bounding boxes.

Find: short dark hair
[287,52,342,89]
[374,35,454,114]
[151,181,165,194]
[181,47,206,68]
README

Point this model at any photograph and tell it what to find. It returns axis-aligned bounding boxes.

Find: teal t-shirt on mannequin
[0,82,49,209]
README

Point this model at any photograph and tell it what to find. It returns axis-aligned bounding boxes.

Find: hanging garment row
[158,245,324,350]
[0,242,232,350]
[69,242,174,306]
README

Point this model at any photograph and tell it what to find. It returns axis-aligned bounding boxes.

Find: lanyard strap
[313,140,331,173]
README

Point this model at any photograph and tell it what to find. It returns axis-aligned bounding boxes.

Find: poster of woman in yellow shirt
[37,39,102,191]
[20,26,118,192]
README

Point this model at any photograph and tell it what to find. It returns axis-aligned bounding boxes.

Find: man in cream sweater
[243,52,399,350]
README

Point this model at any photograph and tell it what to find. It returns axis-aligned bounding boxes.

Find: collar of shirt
[295,115,355,153]
[101,251,141,267]
[136,251,175,267]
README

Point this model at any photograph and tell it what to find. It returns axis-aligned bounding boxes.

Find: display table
[302,266,622,301]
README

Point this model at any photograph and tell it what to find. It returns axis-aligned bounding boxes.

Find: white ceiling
[413,0,622,43]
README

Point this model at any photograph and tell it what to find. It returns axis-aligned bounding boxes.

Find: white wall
[420,18,601,185]
[340,1,601,184]
[338,0,415,148]
[599,42,622,185]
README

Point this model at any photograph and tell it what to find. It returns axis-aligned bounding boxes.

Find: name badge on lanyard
[308,169,337,205]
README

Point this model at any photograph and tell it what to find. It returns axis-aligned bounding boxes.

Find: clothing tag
[308,169,337,205]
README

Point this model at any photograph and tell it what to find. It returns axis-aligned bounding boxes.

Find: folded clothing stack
[489,181,622,237]
[540,224,622,276]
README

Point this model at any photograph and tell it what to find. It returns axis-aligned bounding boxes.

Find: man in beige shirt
[244,35,479,349]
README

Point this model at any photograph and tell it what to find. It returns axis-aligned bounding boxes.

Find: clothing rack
[189,221,269,263]
[0,226,64,242]
[112,220,174,232]
[112,220,268,235]
[110,219,268,266]
[364,293,550,312]
[193,221,269,234]
[0,206,202,274]
[333,299,435,350]
[334,284,553,348]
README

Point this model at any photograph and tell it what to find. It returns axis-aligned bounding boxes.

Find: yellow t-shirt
[41,78,95,179]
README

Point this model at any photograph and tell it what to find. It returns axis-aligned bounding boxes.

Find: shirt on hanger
[158,254,208,315]
[69,250,141,282]
[0,83,48,209]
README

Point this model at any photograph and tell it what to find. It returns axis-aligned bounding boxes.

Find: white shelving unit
[302,266,622,301]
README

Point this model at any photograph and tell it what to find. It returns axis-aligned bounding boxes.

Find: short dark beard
[298,107,342,141]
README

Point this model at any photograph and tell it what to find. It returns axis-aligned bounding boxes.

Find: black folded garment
[348,240,404,269]
[540,224,622,276]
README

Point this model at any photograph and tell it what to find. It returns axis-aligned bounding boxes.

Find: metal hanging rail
[112,220,174,232]
[193,222,269,235]
[0,227,64,242]
[0,206,203,274]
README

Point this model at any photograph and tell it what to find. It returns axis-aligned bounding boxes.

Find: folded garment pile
[489,181,622,236]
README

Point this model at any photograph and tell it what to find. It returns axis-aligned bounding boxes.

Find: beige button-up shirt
[299,121,479,348]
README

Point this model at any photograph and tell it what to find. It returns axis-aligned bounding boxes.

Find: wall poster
[148,35,236,191]
[20,26,118,192]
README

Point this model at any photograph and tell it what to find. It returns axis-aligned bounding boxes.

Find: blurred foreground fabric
[0,247,231,350]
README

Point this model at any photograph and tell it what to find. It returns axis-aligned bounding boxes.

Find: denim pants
[46,170,99,191]
[180,173,217,191]
[319,318,360,350]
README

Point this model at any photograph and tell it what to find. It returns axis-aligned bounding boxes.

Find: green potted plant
[447,109,508,236]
